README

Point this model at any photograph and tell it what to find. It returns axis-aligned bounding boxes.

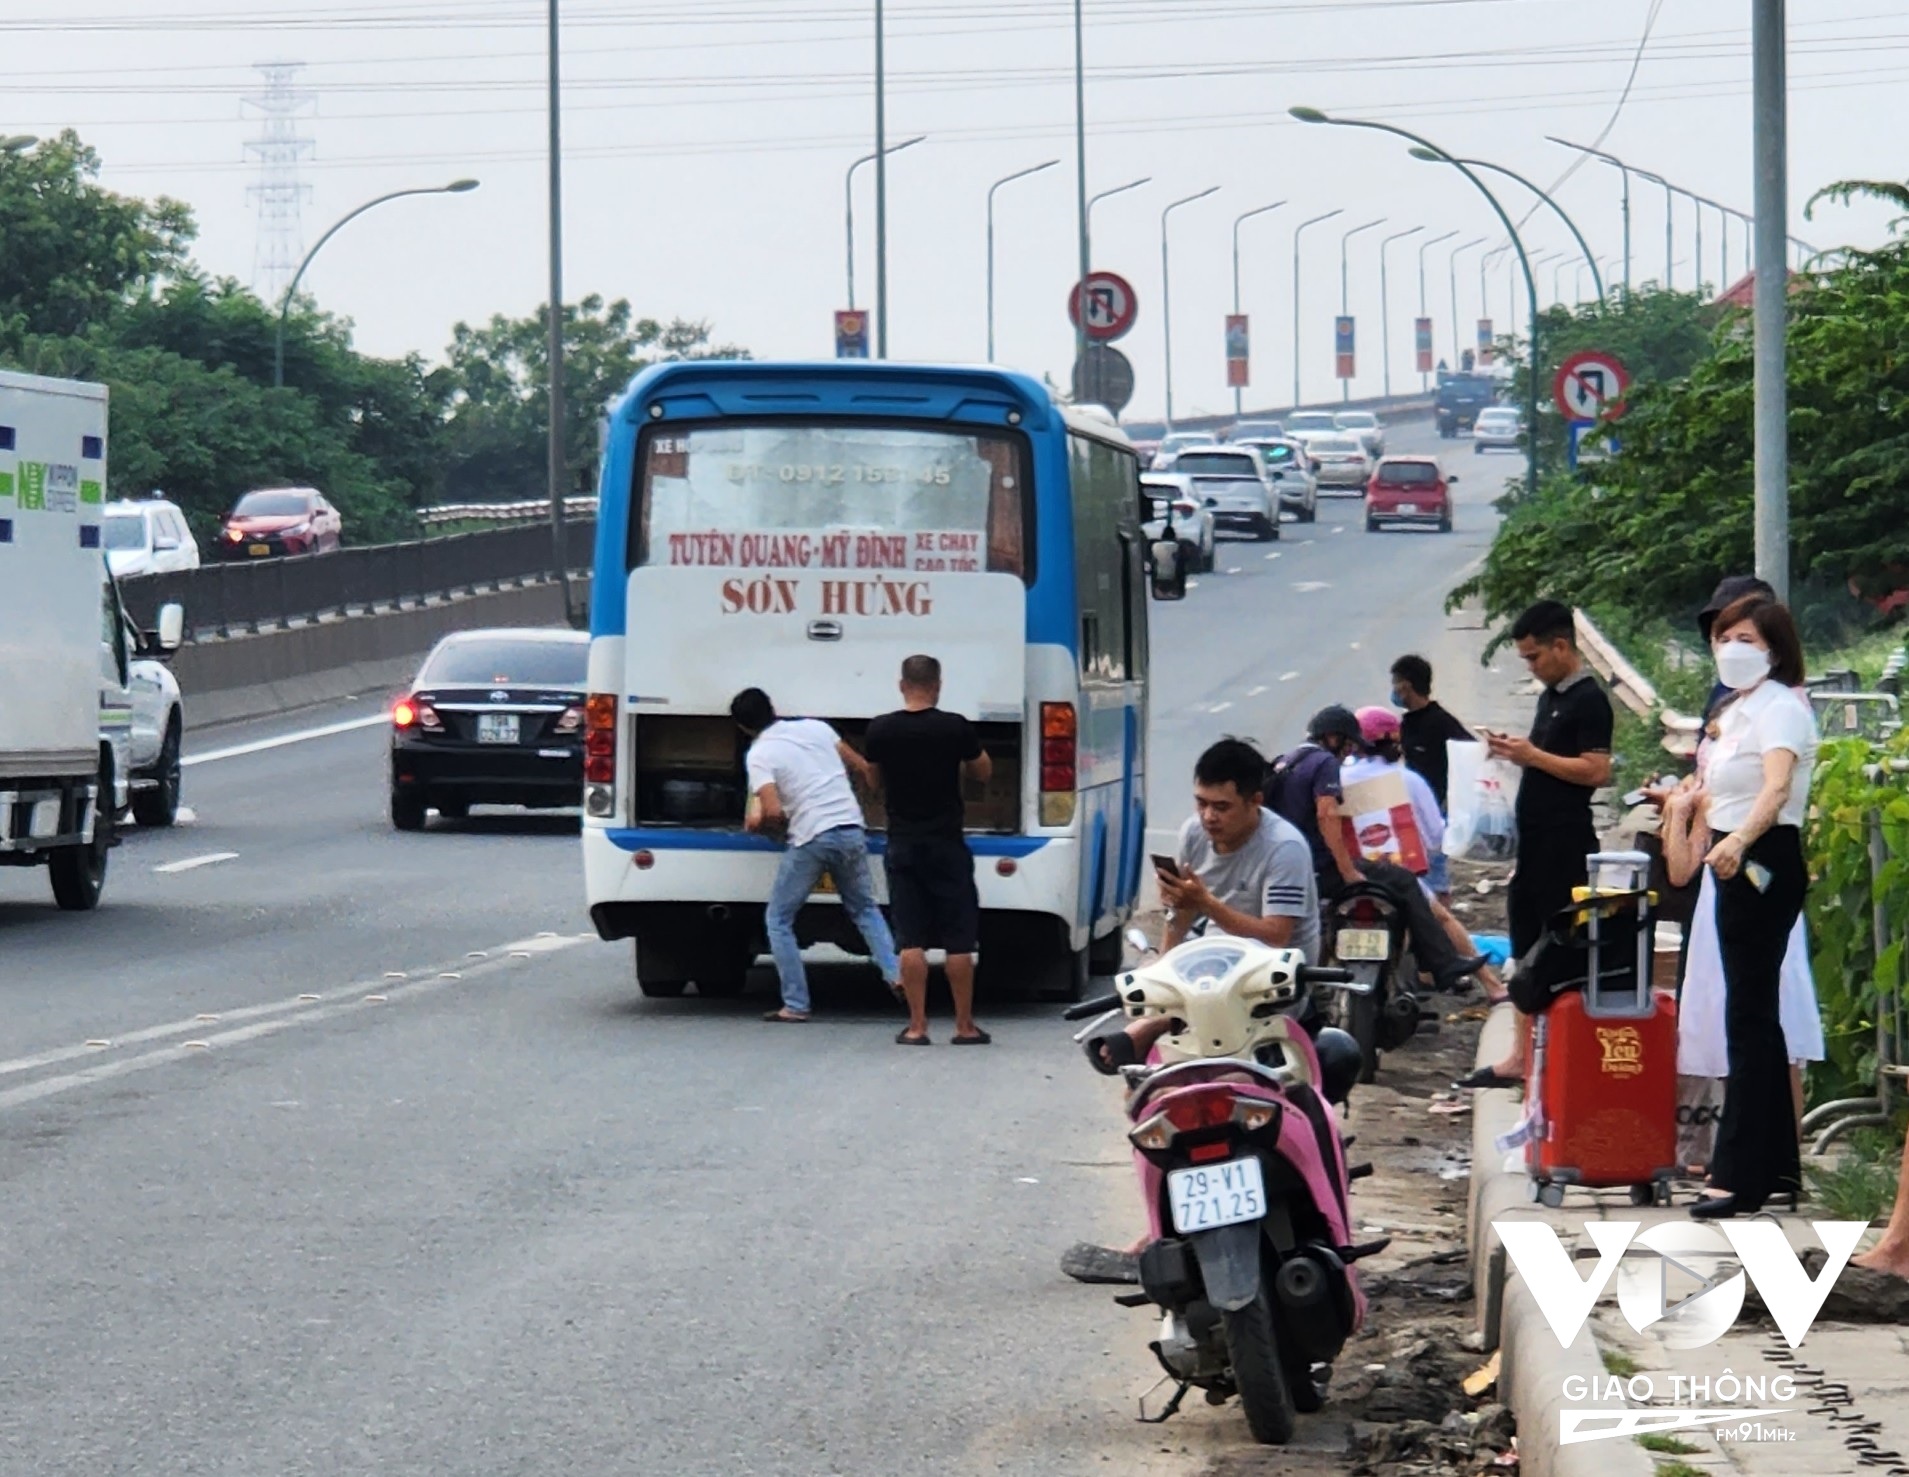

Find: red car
[1365,456,1457,533]
[215,486,343,560]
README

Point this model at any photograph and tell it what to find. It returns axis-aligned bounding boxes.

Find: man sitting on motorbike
[1269,705,1489,994]
[1060,738,1362,1285]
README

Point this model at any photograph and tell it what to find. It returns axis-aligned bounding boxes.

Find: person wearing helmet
[1268,706,1487,993]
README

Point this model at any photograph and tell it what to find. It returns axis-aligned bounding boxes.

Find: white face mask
[1715,640,1772,691]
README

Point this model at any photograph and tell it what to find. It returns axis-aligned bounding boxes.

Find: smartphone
[1745,860,1773,894]
[1622,789,1650,808]
[1151,853,1181,880]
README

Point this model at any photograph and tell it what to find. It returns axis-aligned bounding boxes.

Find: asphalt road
[0,421,1522,1476]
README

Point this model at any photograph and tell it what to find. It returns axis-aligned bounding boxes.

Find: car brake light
[393,699,442,731]
[1039,702,1076,826]
[393,701,417,729]
[584,692,618,786]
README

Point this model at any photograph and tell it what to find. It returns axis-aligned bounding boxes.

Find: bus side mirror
[1150,541,1187,601]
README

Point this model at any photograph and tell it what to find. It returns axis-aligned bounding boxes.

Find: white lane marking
[1186,580,1201,591]
[1294,580,1332,593]
[1279,671,1299,682]
[0,934,577,1084]
[182,713,387,768]
[173,806,198,826]
[0,934,582,1113]
[1208,701,1234,714]
[1263,551,1281,561]
[1332,526,1345,535]
[152,851,239,875]
[1350,641,1362,650]
[1247,685,1268,697]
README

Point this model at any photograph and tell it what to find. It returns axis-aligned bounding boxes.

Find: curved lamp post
[1548,137,1632,292]
[1230,201,1286,414]
[1415,229,1458,388]
[1293,105,1540,493]
[986,159,1059,362]
[1408,148,1604,304]
[1291,209,1343,409]
[0,134,36,153]
[1378,225,1423,398]
[846,135,924,311]
[1338,216,1385,401]
[275,180,478,389]
[1161,186,1221,429]
[1448,237,1486,374]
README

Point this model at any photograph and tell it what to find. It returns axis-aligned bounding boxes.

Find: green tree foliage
[1455,205,1909,633]
[442,297,746,503]
[0,134,746,545]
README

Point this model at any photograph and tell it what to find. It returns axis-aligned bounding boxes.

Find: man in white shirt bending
[732,688,901,1023]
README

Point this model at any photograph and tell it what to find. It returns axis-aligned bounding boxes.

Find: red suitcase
[1521,853,1680,1207]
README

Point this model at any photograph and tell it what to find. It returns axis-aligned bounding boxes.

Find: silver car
[1151,430,1218,471]
[1237,437,1318,524]
[1139,473,1218,572]
[1472,405,1523,453]
[1284,410,1339,439]
[1163,446,1279,541]
[1334,410,1385,459]
[1308,434,1372,493]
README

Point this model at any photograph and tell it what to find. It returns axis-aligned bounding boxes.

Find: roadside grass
[1601,1348,1641,1379]
[1806,1128,1904,1222]
[1651,1462,1706,1477]
[1636,1433,1704,1455]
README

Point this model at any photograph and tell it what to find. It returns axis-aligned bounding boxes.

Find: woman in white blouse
[1671,596,1818,1219]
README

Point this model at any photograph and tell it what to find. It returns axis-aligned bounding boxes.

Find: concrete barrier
[176,578,589,730]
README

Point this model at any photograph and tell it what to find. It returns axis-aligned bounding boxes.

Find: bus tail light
[1039,702,1076,827]
[584,693,618,816]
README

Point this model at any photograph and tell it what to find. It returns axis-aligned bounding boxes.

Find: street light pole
[1449,237,1485,373]
[1230,201,1286,414]
[1161,186,1220,429]
[1086,176,1151,263]
[547,0,569,620]
[1548,137,1632,293]
[1072,0,1089,375]
[1753,0,1789,598]
[1378,225,1422,398]
[1638,170,1675,289]
[1338,216,1384,402]
[1417,229,1459,390]
[1293,106,1542,494]
[1412,150,1604,304]
[845,136,924,309]
[987,159,1060,362]
[873,0,889,356]
[275,180,480,390]
[1292,209,1343,410]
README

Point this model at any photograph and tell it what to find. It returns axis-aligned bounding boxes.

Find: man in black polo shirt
[1458,599,1613,1089]
[1389,653,1475,813]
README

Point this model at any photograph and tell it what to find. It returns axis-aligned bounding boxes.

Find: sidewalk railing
[120,519,597,642]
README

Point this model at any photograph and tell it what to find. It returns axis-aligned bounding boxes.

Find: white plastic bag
[1444,740,1520,863]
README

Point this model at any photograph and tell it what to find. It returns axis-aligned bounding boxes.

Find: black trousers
[1323,860,1467,983]
[1508,824,1597,958]
[1708,825,1806,1205]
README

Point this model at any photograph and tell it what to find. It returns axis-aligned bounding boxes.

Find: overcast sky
[8,0,1907,422]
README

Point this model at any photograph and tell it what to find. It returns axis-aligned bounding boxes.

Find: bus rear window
[635,423,1028,579]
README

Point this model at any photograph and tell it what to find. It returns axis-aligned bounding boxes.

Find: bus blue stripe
[604,828,1050,858]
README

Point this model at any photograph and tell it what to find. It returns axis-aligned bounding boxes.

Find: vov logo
[1494,1219,1868,1351]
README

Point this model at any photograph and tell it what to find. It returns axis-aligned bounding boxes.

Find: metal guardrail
[120,519,597,642]
[1123,391,1439,442]
[418,496,599,527]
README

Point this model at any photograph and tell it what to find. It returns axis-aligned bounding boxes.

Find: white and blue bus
[581,361,1168,998]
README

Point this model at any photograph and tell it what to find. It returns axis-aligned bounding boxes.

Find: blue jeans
[766,825,900,1014]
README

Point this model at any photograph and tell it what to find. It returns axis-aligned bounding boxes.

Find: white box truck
[0,370,180,910]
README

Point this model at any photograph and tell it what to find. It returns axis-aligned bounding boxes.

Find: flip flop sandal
[1452,1066,1522,1090]
[951,1029,993,1046]
[762,1010,811,1023]
[895,1028,931,1046]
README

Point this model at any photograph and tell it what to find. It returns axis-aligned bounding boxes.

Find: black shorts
[885,834,980,953]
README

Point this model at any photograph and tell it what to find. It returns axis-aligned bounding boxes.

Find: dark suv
[1434,372,1496,438]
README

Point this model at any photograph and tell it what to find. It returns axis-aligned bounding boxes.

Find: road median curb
[1465,1002,1655,1477]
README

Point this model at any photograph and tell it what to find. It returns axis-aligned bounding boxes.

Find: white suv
[103,498,201,579]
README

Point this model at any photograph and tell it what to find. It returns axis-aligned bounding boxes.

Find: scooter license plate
[1336,927,1391,962]
[1167,1157,1266,1234]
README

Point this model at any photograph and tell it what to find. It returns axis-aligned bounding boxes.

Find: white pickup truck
[0,370,181,910]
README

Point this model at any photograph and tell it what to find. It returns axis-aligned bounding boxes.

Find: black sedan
[390,628,589,830]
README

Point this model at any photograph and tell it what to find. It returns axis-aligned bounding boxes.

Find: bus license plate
[1337,927,1391,961]
[1168,1158,1266,1234]
[477,714,520,745]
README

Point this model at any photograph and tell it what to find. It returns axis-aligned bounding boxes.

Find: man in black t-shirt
[1458,600,1614,1089]
[1389,653,1475,813]
[864,655,993,1047]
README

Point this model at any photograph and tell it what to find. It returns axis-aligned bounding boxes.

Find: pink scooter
[1067,933,1386,1446]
